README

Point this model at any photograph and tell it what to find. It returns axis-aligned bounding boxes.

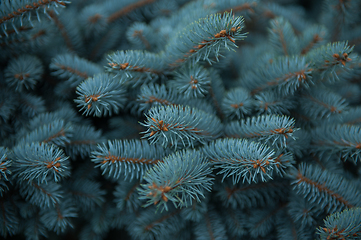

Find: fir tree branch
[317,208,361,240]
[141,105,223,149]
[0,0,69,28]
[91,139,165,180]
[289,163,361,213]
[138,149,213,211]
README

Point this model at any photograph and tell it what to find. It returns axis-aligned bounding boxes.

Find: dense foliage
[1,0,361,239]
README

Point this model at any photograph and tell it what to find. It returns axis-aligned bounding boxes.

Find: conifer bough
[1,0,361,239]
[138,149,213,211]
[165,11,247,66]
[141,105,223,149]
[0,0,70,35]
[106,11,247,82]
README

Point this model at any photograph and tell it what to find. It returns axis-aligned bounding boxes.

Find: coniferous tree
[0,0,361,239]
